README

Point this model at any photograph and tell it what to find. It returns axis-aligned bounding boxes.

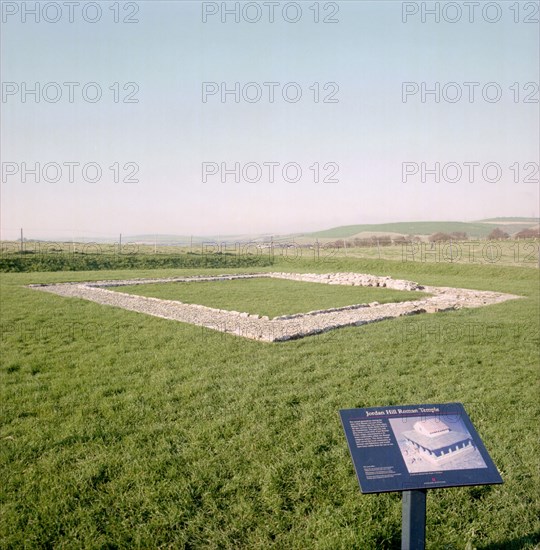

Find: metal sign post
[339,403,504,549]
[402,489,427,550]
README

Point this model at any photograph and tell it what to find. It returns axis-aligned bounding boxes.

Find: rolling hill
[306,218,539,240]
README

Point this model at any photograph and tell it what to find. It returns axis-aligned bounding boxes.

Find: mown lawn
[111,277,429,318]
[1,258,538,549]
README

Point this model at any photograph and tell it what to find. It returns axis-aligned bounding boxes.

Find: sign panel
[339,403,503,493]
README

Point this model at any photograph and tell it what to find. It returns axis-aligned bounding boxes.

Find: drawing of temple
[403,418,475,463]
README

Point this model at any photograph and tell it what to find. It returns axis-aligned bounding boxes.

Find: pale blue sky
[1,1,538,239]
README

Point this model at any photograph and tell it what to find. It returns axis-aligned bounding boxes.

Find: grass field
[325,242,540,269]
[1,257,539,549]
[111,278,429,318]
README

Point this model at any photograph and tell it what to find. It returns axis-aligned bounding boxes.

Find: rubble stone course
[29,273,519,342]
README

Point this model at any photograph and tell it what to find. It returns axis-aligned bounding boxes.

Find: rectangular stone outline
[29,272,520,342]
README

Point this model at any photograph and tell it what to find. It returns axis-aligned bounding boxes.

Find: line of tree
[486,227,540,240]
[326,228,539,248]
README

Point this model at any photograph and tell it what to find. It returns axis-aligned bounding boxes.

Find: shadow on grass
[373,530,401,549]
[380,531,540,550]
[478,531,540,549]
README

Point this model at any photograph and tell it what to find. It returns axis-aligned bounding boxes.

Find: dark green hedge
[0,253,274,272]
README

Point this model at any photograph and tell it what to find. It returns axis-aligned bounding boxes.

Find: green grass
[110,278,429,318]
[285,241,540,269]
[1,258,539,549]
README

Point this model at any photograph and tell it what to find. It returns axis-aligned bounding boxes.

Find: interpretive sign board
[339,403,503,494]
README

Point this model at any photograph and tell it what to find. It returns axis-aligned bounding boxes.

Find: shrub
[429,232,452,242]
[370,236,392,246]
[515,228,540,239]
[392,236,408,244]
[488,228,510,240]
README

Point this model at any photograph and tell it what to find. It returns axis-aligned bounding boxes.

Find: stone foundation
[29,272,519,342]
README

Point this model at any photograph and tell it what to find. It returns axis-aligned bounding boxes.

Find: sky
[1,0,539,240]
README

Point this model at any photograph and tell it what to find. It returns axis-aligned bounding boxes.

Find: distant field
[478,217,540,223]
[111,278,428,318]
[335,242,540,269]
[270,241,540,269]
[1,257,539,548]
